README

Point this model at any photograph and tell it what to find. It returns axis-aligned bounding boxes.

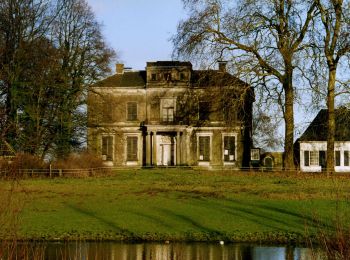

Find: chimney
[116,63,124,74]
[218,61,227,72]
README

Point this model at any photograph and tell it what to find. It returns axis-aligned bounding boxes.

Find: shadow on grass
[65,203,131,235]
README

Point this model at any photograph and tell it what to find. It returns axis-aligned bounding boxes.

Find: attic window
[180,72,186,80]
[164,73,171,81]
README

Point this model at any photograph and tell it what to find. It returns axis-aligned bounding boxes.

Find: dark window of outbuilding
[335,150,341,166]
[304,151,310,166]
[345,151,349,166]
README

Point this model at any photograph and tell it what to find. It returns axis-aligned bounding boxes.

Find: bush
[52,151,105,169]
[0,153,48,179]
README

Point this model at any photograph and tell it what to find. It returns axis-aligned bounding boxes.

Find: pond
[14,241,322,260]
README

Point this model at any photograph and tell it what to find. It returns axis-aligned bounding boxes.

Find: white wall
[300,141,350,172]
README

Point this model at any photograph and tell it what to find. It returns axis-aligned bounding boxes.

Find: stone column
[152,131,157,166]
[176,132,181,165]
[146,131,151,166]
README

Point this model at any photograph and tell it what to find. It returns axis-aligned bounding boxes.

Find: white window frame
[196,132,213,166]
[222,133,237,165]
[101,134,114,161]
[124,133,142,165]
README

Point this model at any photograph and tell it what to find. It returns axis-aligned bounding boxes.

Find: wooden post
[49,164,52,178]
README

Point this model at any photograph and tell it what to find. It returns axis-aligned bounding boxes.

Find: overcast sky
[86,0,187,71]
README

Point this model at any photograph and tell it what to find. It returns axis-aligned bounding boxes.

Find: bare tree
[312,0,350,173]
[173,0,317,170]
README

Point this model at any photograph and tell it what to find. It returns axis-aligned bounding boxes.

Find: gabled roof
[298,108,350,141]
[94,71,146,88]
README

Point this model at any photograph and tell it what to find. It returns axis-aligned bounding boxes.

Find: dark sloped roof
[94,71,146,88]
[298,108,350,141]
[147,61,192,67]
[191,70,247,88]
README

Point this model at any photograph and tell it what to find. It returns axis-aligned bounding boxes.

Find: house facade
[296,108,350,172]
[87,61,254,168]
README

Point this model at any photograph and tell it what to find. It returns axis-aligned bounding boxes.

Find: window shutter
[304,151,309,166]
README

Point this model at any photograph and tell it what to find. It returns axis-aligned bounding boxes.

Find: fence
[0,165,347,179]
[0,167,113,178]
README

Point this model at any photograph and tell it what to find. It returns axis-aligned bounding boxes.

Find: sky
[86,0,187,71]
[85,0,317,147]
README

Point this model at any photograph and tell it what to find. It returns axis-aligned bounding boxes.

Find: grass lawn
[1,169,350,243]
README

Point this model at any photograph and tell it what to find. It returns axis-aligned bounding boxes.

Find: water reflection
[43,242,321,260]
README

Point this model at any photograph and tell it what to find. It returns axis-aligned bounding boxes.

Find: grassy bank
[1,169,350,243]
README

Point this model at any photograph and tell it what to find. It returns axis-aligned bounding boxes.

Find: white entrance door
[162,144,172,166]
[156,135,176,166]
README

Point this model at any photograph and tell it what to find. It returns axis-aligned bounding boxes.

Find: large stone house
[295,107,350,172]
[87,61,254,168]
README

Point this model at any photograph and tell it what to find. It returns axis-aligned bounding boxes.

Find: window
[127,136,138,161]
[179,72,186,80]
[224,136,236,162]
[304,150,319,166]
[127,102,137,121]
[310,151,319,166]
[198,136,210,161]
[345,151,349,166]
[335,150,341,166]
[102,136,113,161]
[161,98,175,122]
[151,73,157,81]
[250,149,260,161]
[304,151,310,166]
[199,101,210,121]
[164,73,171,81]
[162,107,174,122]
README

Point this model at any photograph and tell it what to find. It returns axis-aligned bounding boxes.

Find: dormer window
[180,72,186,80]
[164,73,171,81]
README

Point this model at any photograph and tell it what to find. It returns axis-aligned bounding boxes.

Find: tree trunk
[326,67,336,174]
[283,72,295,171]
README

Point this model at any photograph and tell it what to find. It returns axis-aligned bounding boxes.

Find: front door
[156,135,176,166]
[162,144,172,166]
